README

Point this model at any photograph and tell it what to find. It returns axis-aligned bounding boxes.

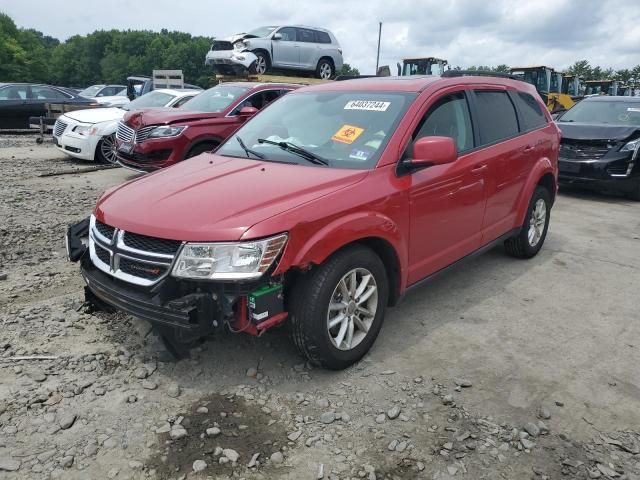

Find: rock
[388,439,398,451]
[167,384,181,398]
[443,442,453,451]
[84,443,98,457]
[142,379,157,390]
[387,406,401,420]
[442,394,454,405]
[60,455,74,468]
[59,413,77,430]
[319,411,335,424]
[248,452,260,468]
[133,367,148,379]
[537,420,549,435]
[0,458,20,471]
[521,438,536,450]
[454,378,472,388]
[288,430,302,441]
[375,413,386,424]
[270,451,284,464]
[317,463,325,479]
[223,449,239,463]
[447,465,459,475]
[417,461,425,471]
[156,423,171,434]
[246,367,258,378]
[555,400,564,407]
[537,406,551,420]
[316,398,330,408]
[129,460,143,470]
[103,438,118,449]
[192,460,207,472]
[206,427,221,437]
[30,370,47,382]
[196,406,208,414]
[524,422,540,437]
[170,426,187,440]
[395,441,408,452]
[588,468,603,478]
[596,464,619,477]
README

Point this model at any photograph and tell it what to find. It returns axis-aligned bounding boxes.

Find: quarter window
[473,90,519,145]
[512,92,547,131]
[315,30,332,44]
[413,92,474,154]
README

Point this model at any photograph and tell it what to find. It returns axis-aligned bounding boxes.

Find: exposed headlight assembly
[147,125,186,138]
[172,233,288,280]
[621,138,640,154]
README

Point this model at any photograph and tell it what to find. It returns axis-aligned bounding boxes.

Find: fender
[275,211,408,291]
[514,156,556,226]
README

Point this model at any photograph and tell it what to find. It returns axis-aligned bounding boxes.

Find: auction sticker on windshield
[627,107,640,112]
[332,124,364,144]
[344,100,390,112]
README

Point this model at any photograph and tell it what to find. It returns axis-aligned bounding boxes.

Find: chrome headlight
[74,124,97,136]
[621,138,640,152]
[172,234,287,280]
[147,126,186,138]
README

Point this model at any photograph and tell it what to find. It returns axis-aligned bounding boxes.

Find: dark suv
[68,73,559,369]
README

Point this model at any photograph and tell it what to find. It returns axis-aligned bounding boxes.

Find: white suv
[232,25,343,79]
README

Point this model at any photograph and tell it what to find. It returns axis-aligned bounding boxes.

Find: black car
[0,83,96,129]
[556,96,640,200]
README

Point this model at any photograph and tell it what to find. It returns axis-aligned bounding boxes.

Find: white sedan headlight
[172,234,287,280]
[74,125,97,136]
[147,126,186,139]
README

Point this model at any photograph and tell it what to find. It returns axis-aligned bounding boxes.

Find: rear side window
[473,91,519,145]
[512,92,547,131]
[297,28,316,43]
[315,30,332,44]
[413,92,474,153]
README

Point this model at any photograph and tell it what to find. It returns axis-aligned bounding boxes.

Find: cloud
[2,0,639,75]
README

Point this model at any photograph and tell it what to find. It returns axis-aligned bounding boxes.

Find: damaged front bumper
[205,48,258,75]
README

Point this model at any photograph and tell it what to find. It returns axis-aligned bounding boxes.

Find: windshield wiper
[257,138,329,166]
[236,135,264,159]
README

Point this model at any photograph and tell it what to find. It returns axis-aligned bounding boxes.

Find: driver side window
[277,27,296,41]
[412,92,474,154]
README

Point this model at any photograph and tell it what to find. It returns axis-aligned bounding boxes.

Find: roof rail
[442,70,521,81]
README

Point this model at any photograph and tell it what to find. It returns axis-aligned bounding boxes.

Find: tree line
[2,12,639,88]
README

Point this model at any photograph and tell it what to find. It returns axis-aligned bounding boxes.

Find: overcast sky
[3,0,639,74]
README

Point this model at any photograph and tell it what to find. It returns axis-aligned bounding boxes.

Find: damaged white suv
[206,25,343,79]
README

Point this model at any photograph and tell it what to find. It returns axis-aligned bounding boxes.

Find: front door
[271,27,299,67]
[407,91,487,284]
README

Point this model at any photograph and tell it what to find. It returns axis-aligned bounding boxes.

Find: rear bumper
[558,153,639,193]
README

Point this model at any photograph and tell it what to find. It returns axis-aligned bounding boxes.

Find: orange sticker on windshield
[332,124,364,144]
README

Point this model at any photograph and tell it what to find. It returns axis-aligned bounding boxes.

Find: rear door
[469,89,530,242]
[406,90,487,284]
[296,28,319,69]
[271,27,299,67]
[0,85,30,128]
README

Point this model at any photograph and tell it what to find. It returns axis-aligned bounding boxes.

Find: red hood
[124,108,223,128]
[95,154,367,241]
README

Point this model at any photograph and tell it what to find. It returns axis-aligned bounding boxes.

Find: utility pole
[375,22,382,75]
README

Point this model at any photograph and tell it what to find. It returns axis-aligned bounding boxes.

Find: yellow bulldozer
[397,57,448,76]
[509,66,582,113]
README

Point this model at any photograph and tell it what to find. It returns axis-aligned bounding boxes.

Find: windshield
[246,26,276,38]
[123,91,175,111]
[179,85,248,112]
[558,100,640,126]
[79,85,104,97]
[216,91,416,169]
[402,60,443,76]
[512,69,549,94]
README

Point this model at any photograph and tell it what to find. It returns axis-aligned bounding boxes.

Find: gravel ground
[1,135,639,480]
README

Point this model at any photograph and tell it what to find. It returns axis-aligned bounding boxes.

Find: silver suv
[235,25,343,79]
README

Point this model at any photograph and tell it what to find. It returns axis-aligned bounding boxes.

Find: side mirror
[272,33,283,40]
[238,106,258,119]
[409,136,457,168]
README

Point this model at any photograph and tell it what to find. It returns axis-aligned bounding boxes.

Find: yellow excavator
[397,57,448,76]
[509,66,581,113]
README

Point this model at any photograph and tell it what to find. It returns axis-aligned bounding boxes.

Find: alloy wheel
[527,198,547,247]
[319,62,332,79]
[100,134,118,164]
[326,268,378,351]
[255,56,267,74]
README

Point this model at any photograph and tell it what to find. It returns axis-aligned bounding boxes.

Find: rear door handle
[471,164,488,174]
[523,145,535,152]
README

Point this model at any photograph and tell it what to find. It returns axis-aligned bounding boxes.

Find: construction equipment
[397,57,448,76]
[509,66,581,113]
[584,80,620,96]
[562,74,585,97]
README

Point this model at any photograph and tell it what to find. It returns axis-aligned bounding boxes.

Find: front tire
[185,142,217,159]
[289,245,388,370]
[251,52,270,75]
[316,59,334,79]
[504,186,551,258]
[96,134,118,164]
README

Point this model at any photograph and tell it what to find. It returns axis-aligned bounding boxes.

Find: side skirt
[398,227,521,303]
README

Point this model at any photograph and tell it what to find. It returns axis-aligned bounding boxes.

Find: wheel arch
[183,137,223,159]
[515,157,556,226]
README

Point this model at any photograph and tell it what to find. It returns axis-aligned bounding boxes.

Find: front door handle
[523,145,535,152]
[471,164,488,174]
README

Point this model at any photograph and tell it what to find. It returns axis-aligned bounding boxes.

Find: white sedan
[52,89,199,163]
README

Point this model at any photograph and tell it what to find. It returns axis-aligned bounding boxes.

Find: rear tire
[96,134,118,164]
[289,245,388,370]
[504,186,551,258]
[315,58,334,79]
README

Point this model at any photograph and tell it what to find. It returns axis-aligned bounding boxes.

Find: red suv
[68,73,559,369]
[115,82,299,172]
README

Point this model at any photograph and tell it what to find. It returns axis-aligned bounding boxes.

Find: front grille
[116,122,134,143]
[95,244,111,265]
[95,220,115,240]
[53,120,68,137]
[123,231,182,255]
[559,141,610,160]
[134,126,156,143]
[119,257,168,280]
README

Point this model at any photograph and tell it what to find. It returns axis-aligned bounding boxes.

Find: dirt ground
[1,134,639,480]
